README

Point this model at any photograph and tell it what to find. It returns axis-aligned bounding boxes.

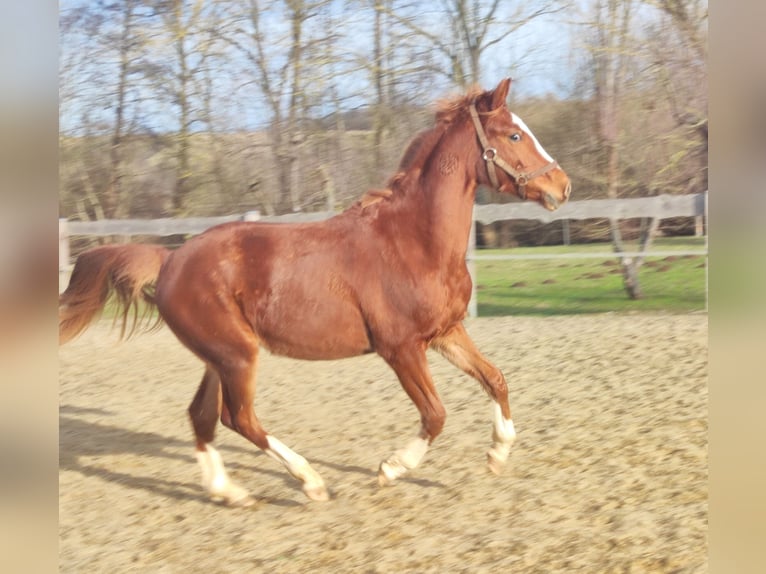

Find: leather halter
[469,103,558,199]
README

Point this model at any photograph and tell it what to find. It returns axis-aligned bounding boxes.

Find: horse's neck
[408,128,477,261]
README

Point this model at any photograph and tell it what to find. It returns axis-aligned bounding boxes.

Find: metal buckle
[482,148,497,162]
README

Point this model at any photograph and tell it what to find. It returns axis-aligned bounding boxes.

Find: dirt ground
[59,313,707,573]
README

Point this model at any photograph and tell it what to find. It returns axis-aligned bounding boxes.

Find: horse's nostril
[543,192,559,210]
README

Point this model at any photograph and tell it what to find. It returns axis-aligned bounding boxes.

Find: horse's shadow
[59,404,445,507]
[309,457,445,489]
[59,405,301,507]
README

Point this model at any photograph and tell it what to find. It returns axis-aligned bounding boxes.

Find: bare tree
[646,0,707,192]
[143,0,209,215]
[385,0,565,87]
[218,0,331,214]
[105,0,143,219]
[59,0,152,220]
[587,0,654,299]
[580,0,708,298]
[371,0,390,175]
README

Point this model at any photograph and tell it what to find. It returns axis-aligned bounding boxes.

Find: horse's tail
[59,243,171,345]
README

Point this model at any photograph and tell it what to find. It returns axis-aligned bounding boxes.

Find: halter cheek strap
[469,104,558,199]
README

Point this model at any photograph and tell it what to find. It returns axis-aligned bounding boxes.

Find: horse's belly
[253,302,372,361]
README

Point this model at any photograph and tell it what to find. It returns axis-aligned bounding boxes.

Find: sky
[59,0,583,135]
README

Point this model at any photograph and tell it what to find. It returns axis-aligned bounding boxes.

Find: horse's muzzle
[542,180,571,211]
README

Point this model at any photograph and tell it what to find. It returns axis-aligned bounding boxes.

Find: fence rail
[472,192,705,224]
[60,193,707,316]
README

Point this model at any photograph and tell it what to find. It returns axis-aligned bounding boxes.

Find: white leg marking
[196,444,253,506]
[266,435,328,501]
[487,402,517,474]
[511,112,554,163]
[378,436,430,486]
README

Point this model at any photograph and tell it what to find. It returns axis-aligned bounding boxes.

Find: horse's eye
[510,133,521,142]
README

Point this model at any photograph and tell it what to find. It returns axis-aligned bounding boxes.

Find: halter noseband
[469,103,558,199]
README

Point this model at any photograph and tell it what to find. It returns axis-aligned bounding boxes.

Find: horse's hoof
[377,462,398,486]
[486,451,506,475]
[304,483,330,502]
[209,482,256,507]
[226,493,257,508]
[210,491,256,508]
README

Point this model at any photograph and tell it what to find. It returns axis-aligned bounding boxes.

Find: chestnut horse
[59,79,571,506]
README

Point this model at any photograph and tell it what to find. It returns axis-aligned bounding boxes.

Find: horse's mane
[433,85,483,124]
[353,85,485,210]
[387,85,484,189]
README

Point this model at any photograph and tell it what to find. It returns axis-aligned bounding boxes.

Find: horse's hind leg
[171,296,328,504]
[214,343,329,502]
[430,323,516,474]
[189,366,253,506]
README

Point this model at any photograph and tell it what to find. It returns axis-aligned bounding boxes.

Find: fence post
[467,209,478,318]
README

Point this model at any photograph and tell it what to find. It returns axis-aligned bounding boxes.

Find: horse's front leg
[430,323,517,474]
[378,342,446,486]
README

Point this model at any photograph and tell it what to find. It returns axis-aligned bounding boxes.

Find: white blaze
[511,112,554,163]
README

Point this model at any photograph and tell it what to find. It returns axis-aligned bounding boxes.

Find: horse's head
[470,78,571,210]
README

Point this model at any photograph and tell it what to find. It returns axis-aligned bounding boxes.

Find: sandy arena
[59,313,707,572]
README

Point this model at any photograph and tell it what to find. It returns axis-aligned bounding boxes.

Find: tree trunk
[597,0,641,299]
[105,0,137,220]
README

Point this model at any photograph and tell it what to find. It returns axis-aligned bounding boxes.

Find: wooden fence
[59,193,707,316]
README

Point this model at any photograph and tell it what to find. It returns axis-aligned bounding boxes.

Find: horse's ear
[490,78,512,110]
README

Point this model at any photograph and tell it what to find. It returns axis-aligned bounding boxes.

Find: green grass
[475,237,707,316]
